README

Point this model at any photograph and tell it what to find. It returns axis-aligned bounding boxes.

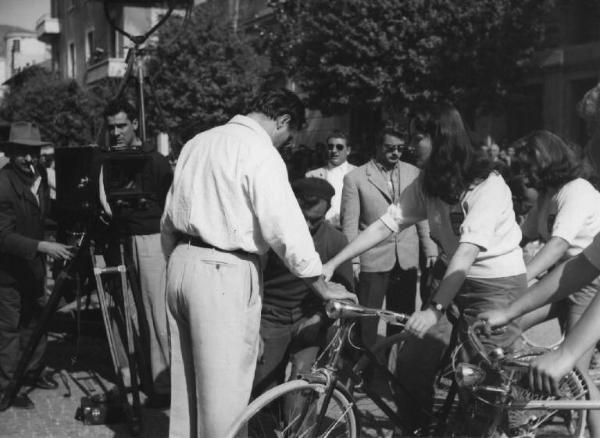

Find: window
[114,30,123,58]
[85,29,95,63]
[68,42,76,78]
[12,39,20,53]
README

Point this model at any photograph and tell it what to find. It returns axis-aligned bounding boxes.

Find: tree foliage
[266,0,555,114]
[146,1,269,147]
[0,66,108,146]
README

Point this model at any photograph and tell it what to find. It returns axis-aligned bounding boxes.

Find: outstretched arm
[481,252,600,328]
[323,219,393,280]
[529,262,600,394]
[525,236,569,281]
[405,242,479,338]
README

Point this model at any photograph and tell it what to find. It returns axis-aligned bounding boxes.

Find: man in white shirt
[161,89,355,438]
[306,130,356,228]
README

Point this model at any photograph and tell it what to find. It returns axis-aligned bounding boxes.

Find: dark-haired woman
[325,105,525,343]
[323,105,526,431]
[480,130,600,436]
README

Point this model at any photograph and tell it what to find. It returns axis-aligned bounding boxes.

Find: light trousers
[167,244,262,438]
[131,234,170,395]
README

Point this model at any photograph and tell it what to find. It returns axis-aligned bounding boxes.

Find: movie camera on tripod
[0,1,192,434]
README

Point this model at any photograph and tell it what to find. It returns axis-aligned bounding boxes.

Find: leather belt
[177,233,252,258]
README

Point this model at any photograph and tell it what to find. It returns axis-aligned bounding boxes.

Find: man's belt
[177,233,253,258]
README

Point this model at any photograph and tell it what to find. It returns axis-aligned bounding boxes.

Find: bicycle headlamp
[455,362,485,388]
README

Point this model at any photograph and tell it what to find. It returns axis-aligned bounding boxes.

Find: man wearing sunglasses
[341,127,438,357]
[306,130,356,228]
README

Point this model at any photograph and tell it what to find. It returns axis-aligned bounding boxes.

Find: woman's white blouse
[380,172,525,279]
[522,178,600,261]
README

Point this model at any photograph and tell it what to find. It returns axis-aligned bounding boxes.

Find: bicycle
[448,320,591,437]
[225,300,414,438]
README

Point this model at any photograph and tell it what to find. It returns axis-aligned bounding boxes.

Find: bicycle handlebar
[467,320,493,365]
[325,300,409,326]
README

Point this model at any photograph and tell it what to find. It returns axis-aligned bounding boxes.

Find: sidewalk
[0,331,169,438]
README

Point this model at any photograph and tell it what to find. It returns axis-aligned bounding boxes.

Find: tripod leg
[123,241,153,395]
[119,243,143,435]
[91,249,125,384]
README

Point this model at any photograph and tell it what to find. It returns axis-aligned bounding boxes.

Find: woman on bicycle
[480,130,600,436]
[325,103,526,347]
[323,104,527,433]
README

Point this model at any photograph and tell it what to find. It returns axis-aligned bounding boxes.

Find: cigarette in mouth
[29,164,35,175]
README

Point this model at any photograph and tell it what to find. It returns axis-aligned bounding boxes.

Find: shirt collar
[228,115,273,147]
[327,161,348,172]
[374,159,397,173]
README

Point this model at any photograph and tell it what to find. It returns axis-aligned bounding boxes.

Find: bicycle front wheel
[503,351,588,438]
[227,378,359,438]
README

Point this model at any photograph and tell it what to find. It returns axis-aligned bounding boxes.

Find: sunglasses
[383,144,406,153]
[327,143,346,151]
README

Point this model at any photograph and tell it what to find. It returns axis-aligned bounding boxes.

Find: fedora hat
[4,121,51,147]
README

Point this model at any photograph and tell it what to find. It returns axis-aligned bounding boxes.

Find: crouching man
[253,177,354,396]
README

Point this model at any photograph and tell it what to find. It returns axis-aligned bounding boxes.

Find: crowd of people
[2,86,600,437]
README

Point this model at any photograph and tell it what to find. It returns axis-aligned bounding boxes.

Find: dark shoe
[24,371,58,390]
[144,393,170,409]
[12,393,35,410]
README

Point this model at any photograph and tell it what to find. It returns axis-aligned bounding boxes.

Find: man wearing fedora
[0,122,75,409]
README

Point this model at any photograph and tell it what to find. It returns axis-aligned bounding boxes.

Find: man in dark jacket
[0,122,74,409]
[96,99,173,408]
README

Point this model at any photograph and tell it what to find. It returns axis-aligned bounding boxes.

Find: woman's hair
[519,130,583,189]
[422,104,492,204]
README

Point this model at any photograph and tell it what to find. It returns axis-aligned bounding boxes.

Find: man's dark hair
[247,89,306,131]
[326,129,349,145]
[379,127,406,144]
[103,98,138,122]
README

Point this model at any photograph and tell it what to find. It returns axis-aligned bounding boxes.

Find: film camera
[55,146,156,234]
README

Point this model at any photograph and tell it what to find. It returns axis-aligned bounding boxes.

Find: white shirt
[161,115,322,278]
[306,161,353,227]
[522,178,600,260]
[324,161,352,225]
[380,172,525,279]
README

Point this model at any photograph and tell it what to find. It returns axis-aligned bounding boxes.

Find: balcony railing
[85,58,127,85]
[36,14,60,43]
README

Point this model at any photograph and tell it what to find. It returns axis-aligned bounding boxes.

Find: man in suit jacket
[0,122,74,409]
[306,130,356,228]
[341,127,438,348]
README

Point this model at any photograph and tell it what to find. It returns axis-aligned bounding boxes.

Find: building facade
[37,0,202,86]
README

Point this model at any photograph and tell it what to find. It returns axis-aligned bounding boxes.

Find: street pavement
[0,316,570,438]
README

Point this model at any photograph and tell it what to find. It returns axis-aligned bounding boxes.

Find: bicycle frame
[295,300,411,436]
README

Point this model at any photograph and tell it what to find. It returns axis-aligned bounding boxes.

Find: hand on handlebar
[528,347,575,395]
[405,308,440,338]
[322,281,358,303]
[477,308,512,334]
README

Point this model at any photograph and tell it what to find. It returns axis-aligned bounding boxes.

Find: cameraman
[96,99,173,408]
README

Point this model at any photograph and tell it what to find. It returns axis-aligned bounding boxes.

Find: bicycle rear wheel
[226,378,359,438]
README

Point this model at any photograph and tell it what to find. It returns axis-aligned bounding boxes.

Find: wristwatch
[429,301,445,314]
